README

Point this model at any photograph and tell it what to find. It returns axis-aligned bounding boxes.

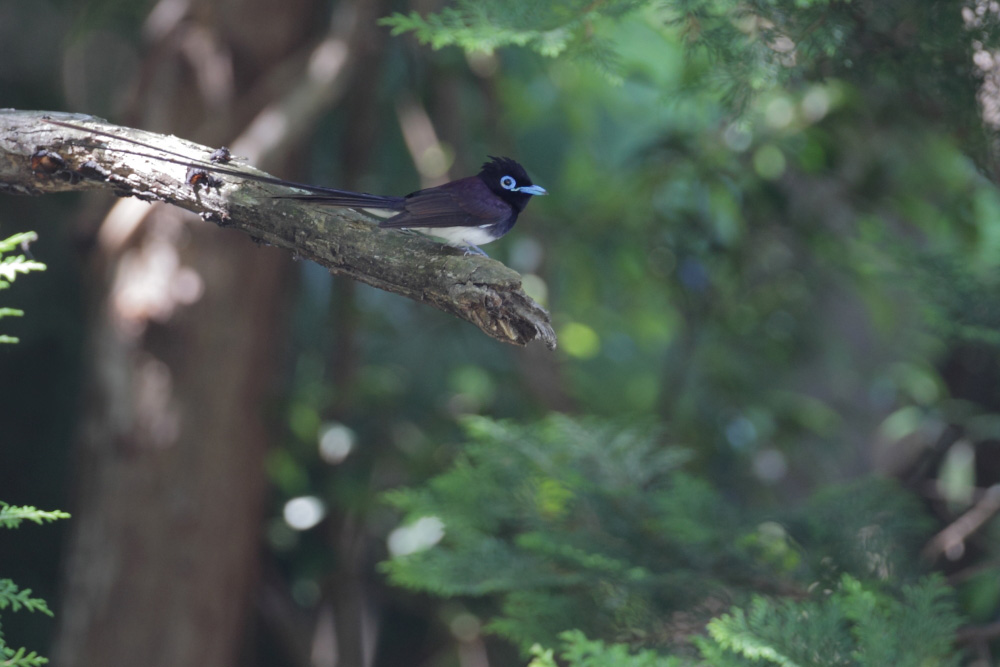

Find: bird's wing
[378,177,512,229]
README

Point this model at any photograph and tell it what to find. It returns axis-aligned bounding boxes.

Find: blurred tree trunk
[53,226,289,667]
[52,0,320,664]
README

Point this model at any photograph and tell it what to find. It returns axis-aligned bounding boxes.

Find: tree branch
[0,110,556,349]
[922,483,1000,562]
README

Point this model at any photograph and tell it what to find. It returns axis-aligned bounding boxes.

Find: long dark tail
[42,118,402,206]
[273,193,403,208]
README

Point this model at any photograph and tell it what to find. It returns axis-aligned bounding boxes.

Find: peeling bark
[0,109,557,349]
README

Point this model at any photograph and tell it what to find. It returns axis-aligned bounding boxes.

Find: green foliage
[0,232,45,345]
[381,1,643,77]
[0,581,52,619]
[382,417,960,658]
[0,646,50,667]
[527,575,963,666]
[382,416,741,647]
[530,630,682,666]
[0,227,59,665]
[698,575,961,667]
[382,0,1000,119]
[0,504,68,667]
[0,505,70,530]
[791,480,935,583]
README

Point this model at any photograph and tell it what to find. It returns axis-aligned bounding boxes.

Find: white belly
[410,225,497,248]
[362,207,397,218]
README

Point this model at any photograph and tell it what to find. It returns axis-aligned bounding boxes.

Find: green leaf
[0,504,71,530]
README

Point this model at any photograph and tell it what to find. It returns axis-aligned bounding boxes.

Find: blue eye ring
[500,175,517,190]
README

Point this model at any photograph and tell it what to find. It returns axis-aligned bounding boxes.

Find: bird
[275,156,547,256]
[42,119,546,256]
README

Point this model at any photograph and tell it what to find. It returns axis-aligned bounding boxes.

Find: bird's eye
[500,175,517,190]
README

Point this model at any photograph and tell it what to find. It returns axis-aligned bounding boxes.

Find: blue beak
[518,185,547,196]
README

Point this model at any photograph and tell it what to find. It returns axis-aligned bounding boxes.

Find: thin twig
[922,483,1000,561]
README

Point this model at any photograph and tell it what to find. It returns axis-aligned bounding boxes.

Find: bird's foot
[462,245,489,257]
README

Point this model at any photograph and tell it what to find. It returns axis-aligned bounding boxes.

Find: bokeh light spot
[388,516,445,556]
[283,496,326,531]
[754,145,786,180]
[560,322,600,359]
[318,422,356,464]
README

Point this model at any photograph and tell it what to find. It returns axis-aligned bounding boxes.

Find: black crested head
[477,156,546,213]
